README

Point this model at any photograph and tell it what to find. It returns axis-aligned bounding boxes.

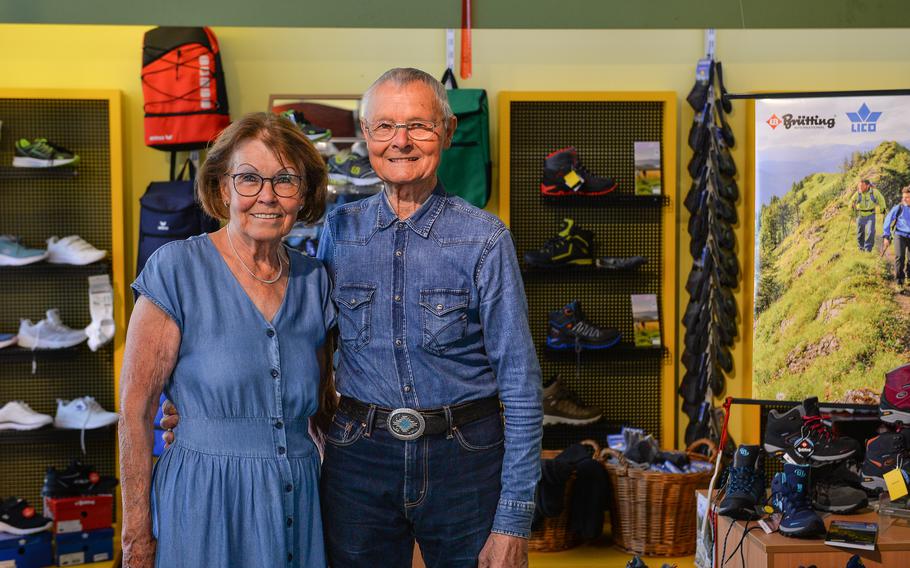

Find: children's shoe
[17,309,87,350]
[523,218,594,268]
[54,397,119,430]
[717,444,765,520]
[763,396,861,465]
[880,363,910,424]
[770,463,825,538]
[0,497,53,535]
[46,235,107,265]
[280,109,332,141]
[327,149,381,186]
[540,147,617,197]
[13,138,79,168]
[0,401,53,431]
[547,300,621,350]
[0,235,49,266]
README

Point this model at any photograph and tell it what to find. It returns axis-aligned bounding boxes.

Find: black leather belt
[338,395,501,441]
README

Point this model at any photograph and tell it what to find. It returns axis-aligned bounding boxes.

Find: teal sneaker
[13,138,80,168]
[327,148,381,187]
[0,236,49,266]
[280,110,332,142]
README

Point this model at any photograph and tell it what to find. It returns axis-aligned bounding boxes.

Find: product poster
[753,94,910,401]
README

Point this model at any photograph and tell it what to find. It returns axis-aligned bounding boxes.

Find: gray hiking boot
[542,376,603,426]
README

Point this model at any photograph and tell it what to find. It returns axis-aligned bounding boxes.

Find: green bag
[438,70,491,208]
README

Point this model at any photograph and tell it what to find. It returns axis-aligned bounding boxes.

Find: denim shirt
[317,183,543,538]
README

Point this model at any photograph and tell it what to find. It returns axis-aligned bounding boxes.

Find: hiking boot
[880,363,910,424]
[812,463,868,513]
[13,138,79,168]
[595,256,648,270]
[542,375,603,426]
[540,147,617,197]
[281,109,332,141]
[861,429,910,491]
[763,397,861,465]
[547,300,621,350]
[770,463,825,538]
[718,444,766,520]
[327,148,380,186]
[42,459,119,498]
[523,219,594,268]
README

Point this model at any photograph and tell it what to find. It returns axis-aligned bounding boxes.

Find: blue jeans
[320,409,505,568]
[857,213,876,251]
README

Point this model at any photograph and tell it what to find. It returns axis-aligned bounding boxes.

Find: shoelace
[550,385,588,411]
[59,236,95,251]
[30,139,57,157]
[726,467,755,495]
[801,415,835,442]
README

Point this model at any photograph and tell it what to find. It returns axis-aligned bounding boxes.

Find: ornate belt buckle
[387,408,426,441]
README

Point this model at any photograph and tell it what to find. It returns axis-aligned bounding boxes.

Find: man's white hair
[361,68,454,125]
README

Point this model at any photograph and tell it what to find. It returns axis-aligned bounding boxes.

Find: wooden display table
[715,508,910,567]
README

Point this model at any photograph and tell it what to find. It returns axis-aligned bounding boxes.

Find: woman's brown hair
[196,112,327,223]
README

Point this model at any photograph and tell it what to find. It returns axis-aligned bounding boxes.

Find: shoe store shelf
[0,345,83,362]
[0,166,79,180]
[0,259,111,276]
[543,344,668,361]
[0,425,115,446]
[521,265,655,277]
[541,194,669,208]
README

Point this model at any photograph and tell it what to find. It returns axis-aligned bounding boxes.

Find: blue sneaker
[0,236,49,266]
[770,463,825,538]
[0,333,16,349]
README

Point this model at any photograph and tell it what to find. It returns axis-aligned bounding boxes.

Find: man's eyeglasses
[363,120,439,142]
[226,172,303,198]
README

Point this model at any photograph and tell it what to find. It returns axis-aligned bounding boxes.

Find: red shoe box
[42,496,113,534]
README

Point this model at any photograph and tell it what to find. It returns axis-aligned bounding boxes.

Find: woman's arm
[118,297,180,568]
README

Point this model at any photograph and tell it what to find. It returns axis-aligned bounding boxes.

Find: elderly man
[317,68,542,568]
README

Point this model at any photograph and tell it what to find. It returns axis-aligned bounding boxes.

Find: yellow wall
[3,24,910,447]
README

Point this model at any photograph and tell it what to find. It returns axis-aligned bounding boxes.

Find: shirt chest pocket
[420,289,469,355]
[334,283,376,352]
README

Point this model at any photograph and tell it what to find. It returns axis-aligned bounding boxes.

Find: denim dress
[131,235,334,567]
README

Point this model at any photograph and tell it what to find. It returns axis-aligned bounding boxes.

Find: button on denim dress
[131,235,335,567]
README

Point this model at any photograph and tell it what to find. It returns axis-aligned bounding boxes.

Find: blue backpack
[137,158,220,276]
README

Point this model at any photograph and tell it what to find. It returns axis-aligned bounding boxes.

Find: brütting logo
[846,103,882,133]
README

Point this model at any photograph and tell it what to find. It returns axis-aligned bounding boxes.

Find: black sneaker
[812,463,868,513]
[42,459,119,497]
[763,397,861,466]
[540,147,617,197]
[0,497,52,535]
[547,300,621,350]
[861,430,910,491]
[523,218,594,268]
[718,444,765,520]
[13,138,80,168]
[280,109,332,141]
[594,256,647,270]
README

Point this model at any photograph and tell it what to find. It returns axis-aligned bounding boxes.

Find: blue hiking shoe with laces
[717,444,765,520]
[770,463,825,538]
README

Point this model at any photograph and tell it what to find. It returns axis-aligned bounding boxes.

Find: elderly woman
[118,112,334,568]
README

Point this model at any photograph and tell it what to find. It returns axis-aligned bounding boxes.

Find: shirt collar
[376,182,447,238]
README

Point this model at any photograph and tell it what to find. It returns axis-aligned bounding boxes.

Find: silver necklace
[226,227,285,284]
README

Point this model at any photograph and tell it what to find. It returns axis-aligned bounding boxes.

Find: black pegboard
[508,100,666,449]
[0,97,116,508]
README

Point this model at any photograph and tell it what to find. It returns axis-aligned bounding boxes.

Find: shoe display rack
[499,92,678,449]
[0,90,126,514]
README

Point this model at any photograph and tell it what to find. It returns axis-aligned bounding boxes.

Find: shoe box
[0,531,53,568]
[54,528,113,567]
[42,495,113,534]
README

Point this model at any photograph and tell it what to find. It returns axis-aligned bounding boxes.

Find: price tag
[563,170,583,191]
[885,468,908,500]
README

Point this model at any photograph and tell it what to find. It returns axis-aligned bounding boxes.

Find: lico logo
[767,114,782,130]
[846,103,882,133]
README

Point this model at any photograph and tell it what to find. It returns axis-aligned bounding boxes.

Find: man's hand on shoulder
[478,533,528,568]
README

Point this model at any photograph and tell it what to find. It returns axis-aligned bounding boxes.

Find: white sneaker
[54,397,119,430]
[46,235,106,265]
[0,401,54,430]
[17,309,87,349]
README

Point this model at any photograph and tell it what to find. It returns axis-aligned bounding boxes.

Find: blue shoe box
[0,531,53,568]
[54,528,113,566]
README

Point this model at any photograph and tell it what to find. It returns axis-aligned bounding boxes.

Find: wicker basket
[602,438,716,557]
[528,442,601,552]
